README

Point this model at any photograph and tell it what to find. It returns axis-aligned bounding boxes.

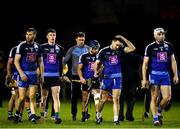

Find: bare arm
[141,57,149,88]
[38,57,44,83]
[77,64,86,84]
[14,54,25,78]
[171,54,179,84]
[94,60,101,77]
[6,58,13,79]
[120,35,136,53]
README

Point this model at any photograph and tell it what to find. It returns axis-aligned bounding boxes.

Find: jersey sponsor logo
[157,52,167,62]
[47,53,56,64]
[88,62,95,71]
[26,52,36,62]
[50,48,55,53]
[109,55,118,65]
[56,49,60,53]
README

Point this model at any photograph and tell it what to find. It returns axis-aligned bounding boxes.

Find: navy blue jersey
[16,41,42,72]
[9,46,18,75]
[79,52,96,79]
[144,41,174,71]
[97,46,125,78]
[41,43,65,77]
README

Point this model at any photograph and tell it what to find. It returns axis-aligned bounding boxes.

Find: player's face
[76,36,85,46]
[47,32,56,44]
[91,48,99,54]
[112,40,122,50]
[154,32,165,42]
[26,31,36,43]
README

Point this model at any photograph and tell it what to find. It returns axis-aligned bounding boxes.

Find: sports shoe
[29,114,37,124]
[118,115,124,121]
[55,118,62,124]
[31,118,36,124]
[82,116,86,122]
[99,117,103,122]
[144,112,149,118]
[96,118,102,124]
[114,120,120,125]
[35,115,41,120]
[153,120,161,126]
[72,115,76,121]
[86,113,90,120]
[126,115,134,121]
[13,115,20,123]
[8,116,14,121]
[158,115,163,125]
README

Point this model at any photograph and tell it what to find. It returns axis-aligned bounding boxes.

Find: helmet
[153,28,165,36]
[88,40,100,49]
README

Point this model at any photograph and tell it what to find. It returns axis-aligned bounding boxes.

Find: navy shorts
[149,71,171,86]
[44,77,60,90]
[101,77,122,90]
[17,74,38,88]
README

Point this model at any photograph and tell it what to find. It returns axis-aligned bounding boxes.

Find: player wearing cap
[141,28,179,126]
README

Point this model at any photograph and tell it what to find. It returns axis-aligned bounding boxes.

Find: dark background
[1,0,180,100]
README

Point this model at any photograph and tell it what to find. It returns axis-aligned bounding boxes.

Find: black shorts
[44,77,60,90]
[81,83,100,91]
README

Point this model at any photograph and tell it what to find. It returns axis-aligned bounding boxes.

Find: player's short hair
[26,27,37,34]
[75,32,85,38]
[112,35,124,43]
[46,28,56,35]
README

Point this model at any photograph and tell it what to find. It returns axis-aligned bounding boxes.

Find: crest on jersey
[26,53,36,62]
[47,53,56,64]
[109,55,118,65]
[88,62,95,71]
[157,52,167,62]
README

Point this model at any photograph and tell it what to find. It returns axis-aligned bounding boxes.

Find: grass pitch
[0,99,180,128]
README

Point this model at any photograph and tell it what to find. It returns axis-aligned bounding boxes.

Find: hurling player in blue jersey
[14,28,44,123]
[78,40,101,122]
[141,28,179,126]
[40,29,65,124]
[94,35,136,125]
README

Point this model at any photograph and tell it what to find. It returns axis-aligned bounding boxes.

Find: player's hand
[141,80,149,89]
[20,73,27,82]
[80,77,86,84]
[61,74,71,83]
[6,74,12,81]
[173,76,179,85]
[5,74,12,87]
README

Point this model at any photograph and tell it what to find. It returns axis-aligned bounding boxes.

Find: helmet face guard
[88,40,100,49]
